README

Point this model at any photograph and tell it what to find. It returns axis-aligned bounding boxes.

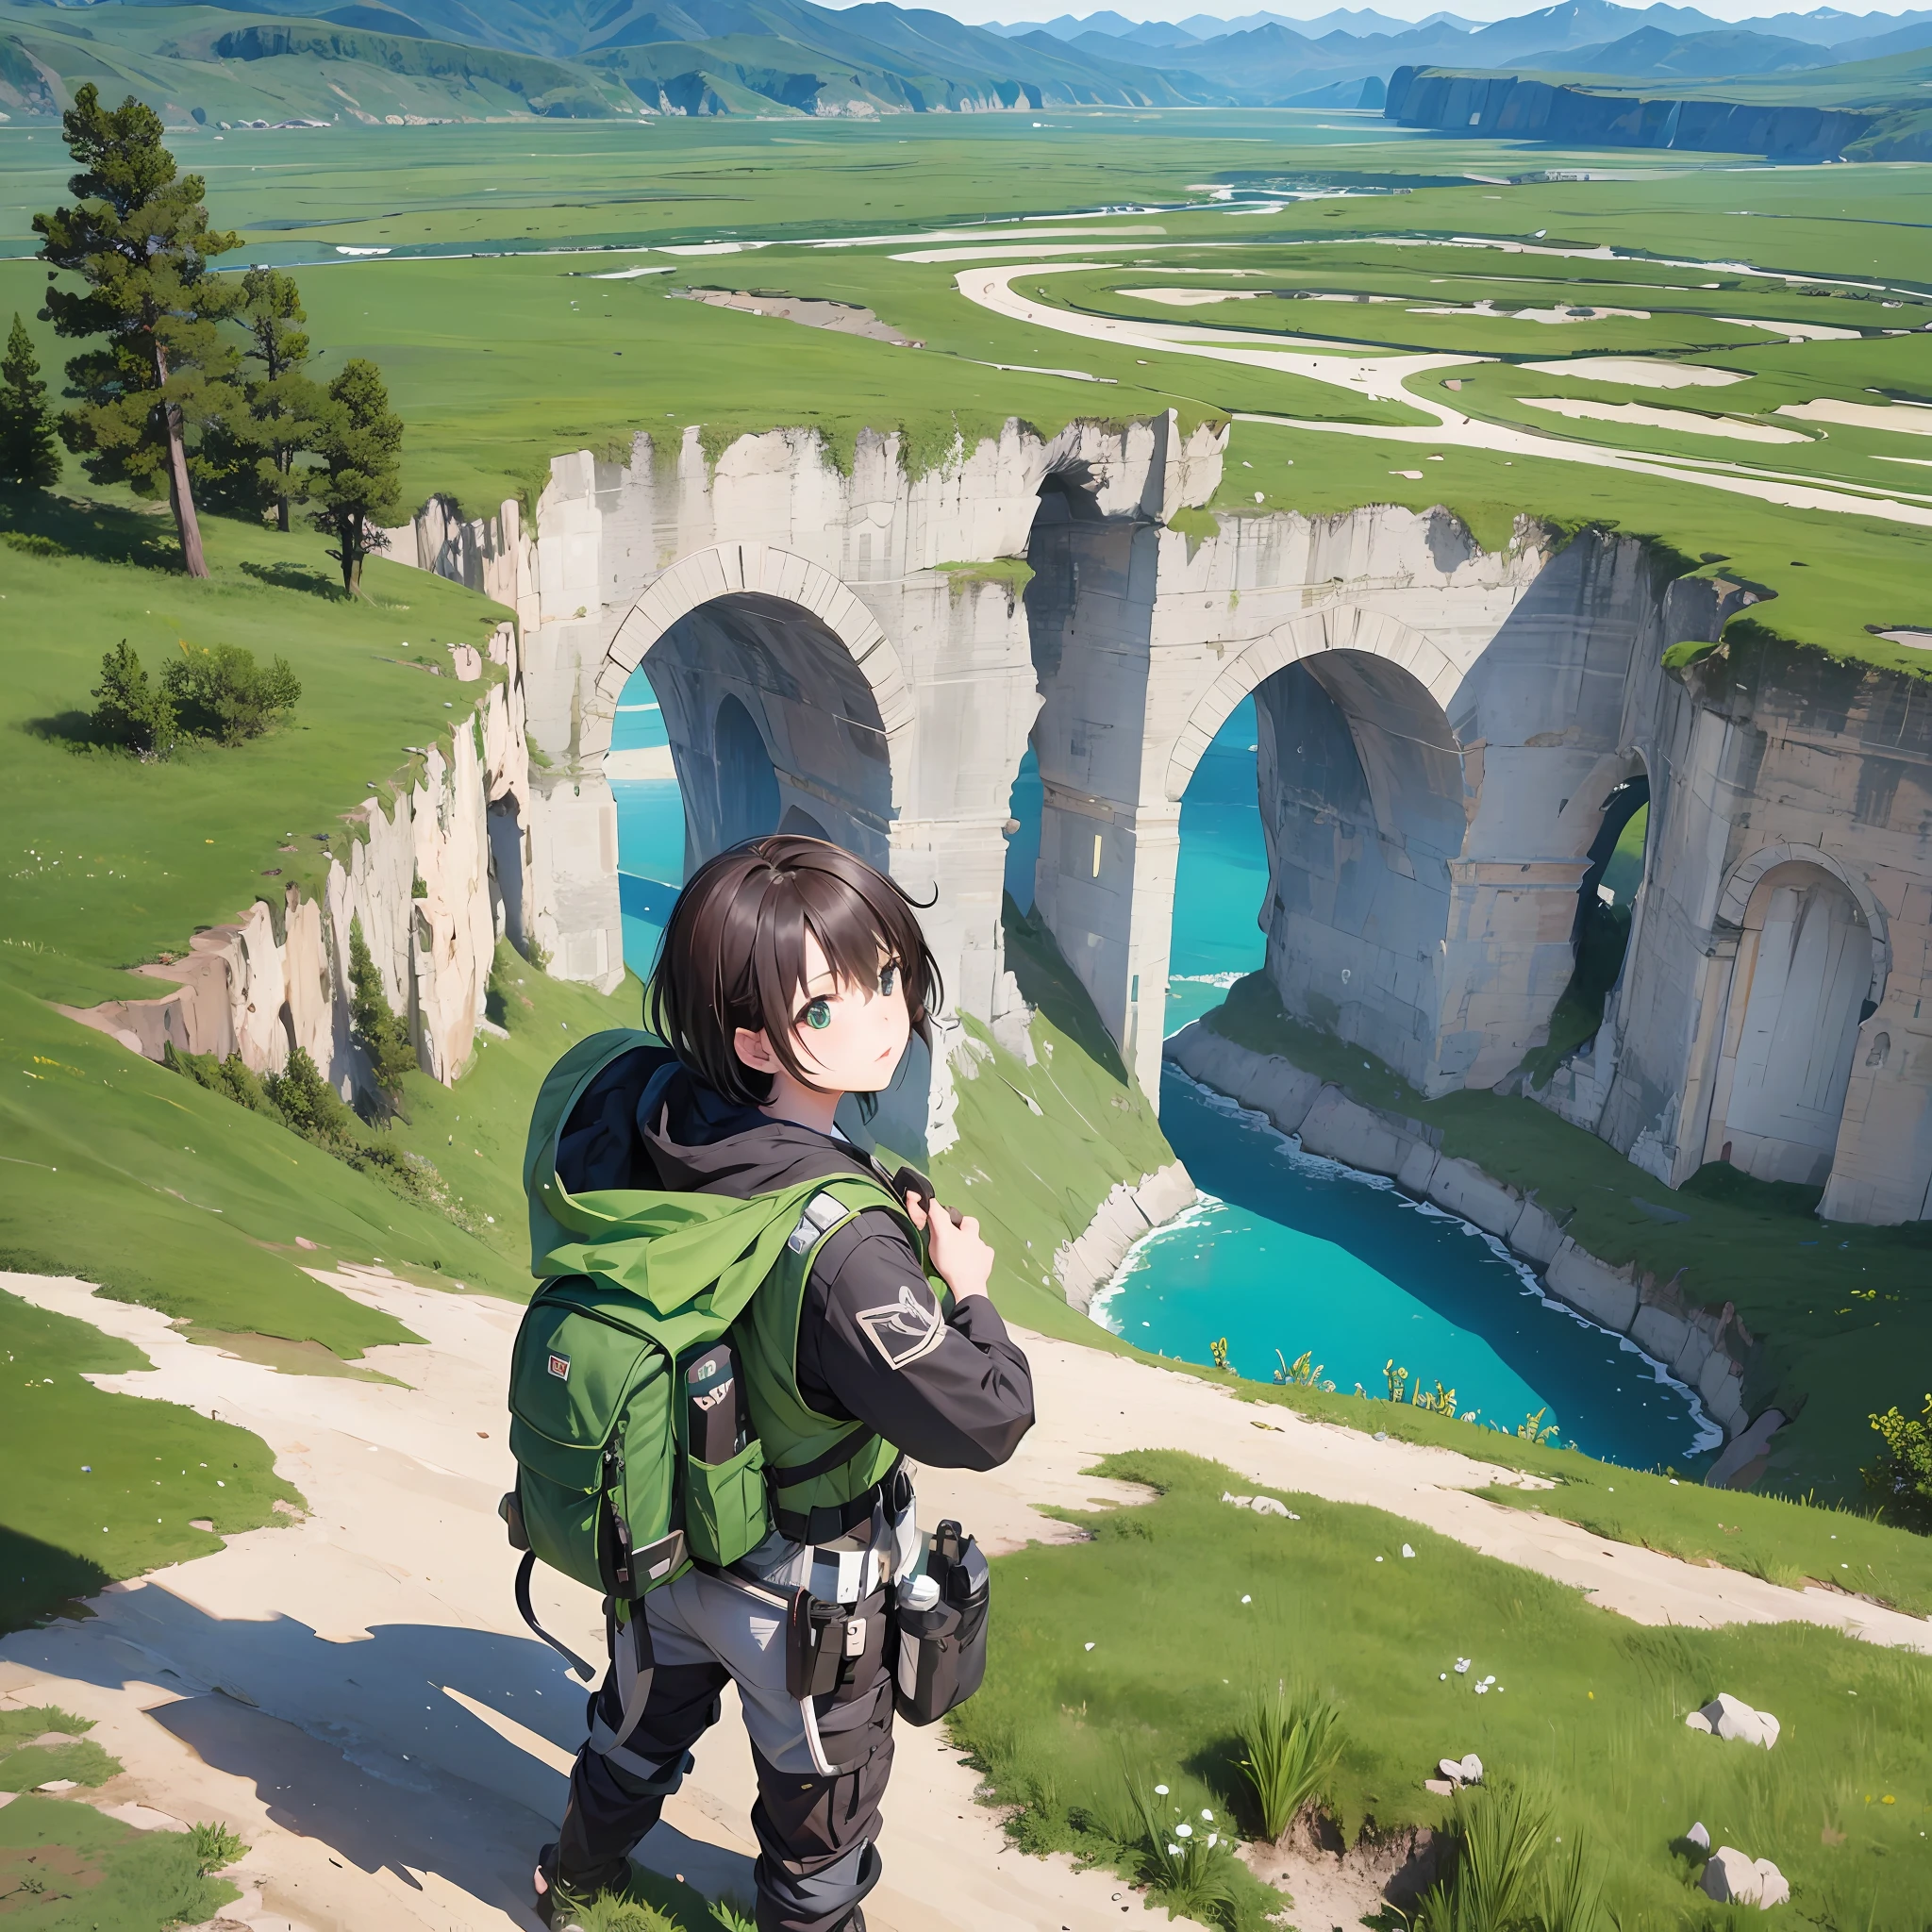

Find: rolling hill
[0,0,1204,122]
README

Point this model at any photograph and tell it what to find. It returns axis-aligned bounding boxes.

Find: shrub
[347,917,416,1118]
[162,641,301,745]
[1236,1681,1342,1843]
[91,640,176,758]
[190,1821,249,1875]
[164,1042,285,1124]
[262,1046,361,1154]
[1864,1395,1932,1533]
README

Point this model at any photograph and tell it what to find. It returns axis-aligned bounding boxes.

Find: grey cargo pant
[555,1565,893,1932]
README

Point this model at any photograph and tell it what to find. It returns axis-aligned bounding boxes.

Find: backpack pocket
[685,1436,773,1568]
[509,1284,677,1596]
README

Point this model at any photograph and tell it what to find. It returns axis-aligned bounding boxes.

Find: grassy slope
[0,1284,298,1633]
[380,948,645,1278]
[1174,1364,1932,1619]
[931,908,1177,1349]
[0,491,512,1006]
[1198,974,1932,1507]
[955,1449,1932,1931]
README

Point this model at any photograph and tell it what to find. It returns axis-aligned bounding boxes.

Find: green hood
[523,1028,845,1327]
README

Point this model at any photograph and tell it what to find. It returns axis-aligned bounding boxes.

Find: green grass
[930,904,1179,1351]
[1198,974,1932,1506]
[0,1793,241,1931]
[0,487,512,1007]
[0,1282,300,1633]
[379,946,646,1278]
[954,1448,1932,1930]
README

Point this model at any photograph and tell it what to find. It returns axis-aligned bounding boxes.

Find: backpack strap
[748,1174,933,1543]
[514,1550,597,1682]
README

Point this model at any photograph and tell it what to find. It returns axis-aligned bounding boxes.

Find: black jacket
[554,1043,1035,1477]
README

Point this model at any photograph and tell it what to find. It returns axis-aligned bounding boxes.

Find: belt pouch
[784,1589,851,1701]
[891,1519,991,1725]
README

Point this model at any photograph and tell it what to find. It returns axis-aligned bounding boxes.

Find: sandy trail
[952,262,1932,530]
[3,1269,1926,1932]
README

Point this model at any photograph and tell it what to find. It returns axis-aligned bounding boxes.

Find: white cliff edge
[60,624,535,1104]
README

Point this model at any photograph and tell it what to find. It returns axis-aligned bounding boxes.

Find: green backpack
[503,1029,915,1674]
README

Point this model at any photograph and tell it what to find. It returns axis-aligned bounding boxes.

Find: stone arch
[590,543,915,790]
[1704,857,1881,1188]
[1714,841,1889,1000]
[1163,607,1465,805]
[1246,643,1469,1091]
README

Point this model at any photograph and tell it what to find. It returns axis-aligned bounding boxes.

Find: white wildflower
[1154,1785,1169,1796]
[1175,1823,1192,1839]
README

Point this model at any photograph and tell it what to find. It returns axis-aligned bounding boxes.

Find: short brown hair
[646,836,941,1108]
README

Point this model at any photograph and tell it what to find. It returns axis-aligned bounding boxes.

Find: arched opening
[1706,862,1873,1187]
[608,668,685,981]
[649,591,892,874]
[608,591,893,986]
[1165,693,1269,1034]
[1251,649,1465,1090]
[715,694,782,851]
[1524,772,1650,1087]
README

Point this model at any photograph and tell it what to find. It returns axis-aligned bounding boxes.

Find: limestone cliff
[65,624,533,1105]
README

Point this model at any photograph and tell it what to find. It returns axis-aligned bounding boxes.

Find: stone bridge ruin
[400,413,1932,1224]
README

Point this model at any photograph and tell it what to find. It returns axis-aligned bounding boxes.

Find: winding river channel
[611,685,1720,1472]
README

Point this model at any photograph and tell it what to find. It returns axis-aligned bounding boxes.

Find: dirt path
[951,261,1932,530]
[3,1270,1926,1932]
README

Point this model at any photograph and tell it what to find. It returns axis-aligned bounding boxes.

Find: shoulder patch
[854,1283,946,1372]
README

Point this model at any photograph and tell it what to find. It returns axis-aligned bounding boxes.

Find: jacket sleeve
[793,1209,1035,1473]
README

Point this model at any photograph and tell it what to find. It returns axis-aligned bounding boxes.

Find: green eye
[804,997,832,1031]
[879,965,897,997]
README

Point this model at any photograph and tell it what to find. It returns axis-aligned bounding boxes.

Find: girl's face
[735,929,911,1098]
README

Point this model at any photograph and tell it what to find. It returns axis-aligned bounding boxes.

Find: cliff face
[1385,65,1874,158]
[65,625,532,1106]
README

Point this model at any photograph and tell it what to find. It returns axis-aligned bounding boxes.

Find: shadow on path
[5,1582,755,1923]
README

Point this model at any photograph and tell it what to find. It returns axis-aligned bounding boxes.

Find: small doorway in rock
[1527,775,1648,1086]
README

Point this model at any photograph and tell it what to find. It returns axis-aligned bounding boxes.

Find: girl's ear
[734,1025,777,1074]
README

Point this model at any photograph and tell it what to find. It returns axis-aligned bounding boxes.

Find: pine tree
[223,267,325,532]
[0,312,60,488]
[308,358,404,596]
[34,86,240,577]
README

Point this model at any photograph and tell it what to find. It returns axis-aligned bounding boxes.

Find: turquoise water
[610,672,1715,1469]
[610,672,684,982]
[1107,1070,1719,1467]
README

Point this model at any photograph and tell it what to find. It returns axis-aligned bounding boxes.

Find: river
[611,679,1719,1472]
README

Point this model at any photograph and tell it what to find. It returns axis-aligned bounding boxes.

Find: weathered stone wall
[64,626,531,1104]
[386,419,1932,1225]
[1586,638,1932,1224]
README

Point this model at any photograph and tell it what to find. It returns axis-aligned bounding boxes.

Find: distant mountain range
[2,0,1929,125]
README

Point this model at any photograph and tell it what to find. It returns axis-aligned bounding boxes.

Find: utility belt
[784,1517,990,1728]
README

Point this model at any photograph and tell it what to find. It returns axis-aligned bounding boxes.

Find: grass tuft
[1235,1680,1342,1845]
